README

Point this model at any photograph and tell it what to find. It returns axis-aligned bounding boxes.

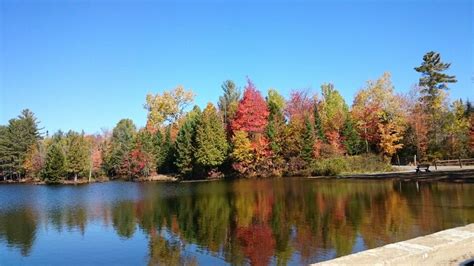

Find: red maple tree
[231,79,269,136]
[285,90,314,123]
[119,144,153,179]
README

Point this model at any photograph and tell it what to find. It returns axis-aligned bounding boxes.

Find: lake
[0,178,473,265]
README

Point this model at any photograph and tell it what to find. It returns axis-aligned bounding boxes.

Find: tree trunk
[74,173,77,183]
[364,127,369,154]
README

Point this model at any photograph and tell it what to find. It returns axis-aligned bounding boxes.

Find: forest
[1,51,473,183]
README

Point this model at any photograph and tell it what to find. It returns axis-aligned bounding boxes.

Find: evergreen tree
[218,80,241,132]
[465,100,474,117]
[65,131,91,182]
[415,51,457,105]
[265,120,279,155]
[42,143,66,183]
[104,119,136,177]
[300,117,315,165]
[135,130,156,163]
[174,120,195,176]
[342,115,362,155]
[174,106,201,177]
[0,126,10,180]
[313,104,326,142]
[159,125,175,174]
[265,89,286,154]
[195,103,228,173]
[0,109,41,180]
[265,89,287,174]
[152,129,164,170]
[415,51,457,156]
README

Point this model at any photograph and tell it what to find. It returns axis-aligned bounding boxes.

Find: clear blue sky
[1,0,473,134]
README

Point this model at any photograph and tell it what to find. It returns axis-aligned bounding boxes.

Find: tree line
[0,51,473,182]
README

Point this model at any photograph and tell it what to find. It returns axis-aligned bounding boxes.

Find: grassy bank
[311,154,392,176]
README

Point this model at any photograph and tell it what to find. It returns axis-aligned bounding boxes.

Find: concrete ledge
[313,223,474,266]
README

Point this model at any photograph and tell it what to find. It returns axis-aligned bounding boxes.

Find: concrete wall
[313,223,474,266]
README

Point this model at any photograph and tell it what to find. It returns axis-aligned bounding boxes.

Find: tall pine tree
[265,89,286,174]
[42,143,66,183]
[65,131,90,182]
[218,80,241,136]
[195,103,228,175]
[104,119,136,177]
[300,116,315,165]
[0,109,41,180]
[159,125,175,174]
[415,51,457,105]
[313,104,326,142]
[174,106,201,177]
[342,115,362,155]
[415,51,457,156]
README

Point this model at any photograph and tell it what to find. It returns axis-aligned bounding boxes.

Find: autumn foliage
[231,79,269,136]
[1,52,473,182]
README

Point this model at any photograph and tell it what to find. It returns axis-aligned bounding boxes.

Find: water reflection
[0,179,473,265]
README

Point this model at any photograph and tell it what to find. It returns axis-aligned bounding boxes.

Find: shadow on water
[0,178,473,265]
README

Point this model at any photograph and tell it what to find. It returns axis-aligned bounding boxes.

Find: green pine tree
[342,116,362,155]
[195,103,228,174]
[265,89,286,155]
[0,125,12,180]
[159,125,175,174]
[0,109,41,180]
[218,80,241,134]
[415,51,457,105]
[65,131,90,182]
[265,89,287,174]
[174,106,201,177]
[415,51,457,156]
[104,119,136,177]
[314,104,326,142]
[152,129,164,170]
[135,130,156,161]
[300,116,315,165]
[42,143,66,183]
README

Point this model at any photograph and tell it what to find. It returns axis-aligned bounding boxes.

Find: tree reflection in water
[0,179,473,265]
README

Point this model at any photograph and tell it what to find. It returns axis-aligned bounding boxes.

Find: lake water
[0,178,473,265]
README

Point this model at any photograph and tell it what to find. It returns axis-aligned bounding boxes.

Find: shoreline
[335,168,474,183]
[2,168,474,185]
[313,223,474,265]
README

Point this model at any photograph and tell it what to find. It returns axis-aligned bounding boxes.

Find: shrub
[312,157,348,176]
[344,154,392,174]
[311,154,391,176]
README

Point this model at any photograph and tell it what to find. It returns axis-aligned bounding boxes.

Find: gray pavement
[313,223,474,266]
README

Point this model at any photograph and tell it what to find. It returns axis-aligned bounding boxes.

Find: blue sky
[1,0,473,134]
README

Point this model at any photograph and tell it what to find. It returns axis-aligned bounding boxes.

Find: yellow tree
[318,83,347,154]
[352,72,406,156]
[378,121,404,161]
[231,131,254,176]
[445,100,470,158]
[144,86,194,130]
